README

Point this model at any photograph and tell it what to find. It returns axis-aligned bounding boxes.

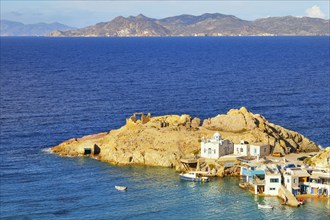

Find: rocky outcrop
[305,147,330,168]
[52,107,320,169]
[52,114,203,168]
[202,107,319,154]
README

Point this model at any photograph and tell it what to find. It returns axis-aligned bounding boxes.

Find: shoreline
[296,194,330,200]
[46,147,330,202]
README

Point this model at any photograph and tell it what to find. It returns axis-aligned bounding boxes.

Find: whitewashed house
[284,168,310,196]
[264,165,282,196]
[201,132,234,159]
[234,140,270,157]
[250,144,270,157]
[234,140,250,156]
[304,170,330,197]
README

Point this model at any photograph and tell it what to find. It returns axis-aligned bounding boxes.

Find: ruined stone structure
[126,112,151,128]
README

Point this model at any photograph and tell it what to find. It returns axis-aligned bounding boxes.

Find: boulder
[191,117,201,128]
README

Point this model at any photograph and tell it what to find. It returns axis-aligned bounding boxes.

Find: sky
[1,1,329,28]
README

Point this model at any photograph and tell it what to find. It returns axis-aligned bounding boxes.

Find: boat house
[264,165,282,196]
[240,164,282,196]
[240,164,266,194]
[283,168,310,196]
[304,170,330,197]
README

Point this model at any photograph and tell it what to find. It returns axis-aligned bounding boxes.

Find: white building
[264,165,282,196]
[304,170,330,197]
[234,141,250,156]
[234,140,270,157]
[283,168,310,196]
[201,133,234,159]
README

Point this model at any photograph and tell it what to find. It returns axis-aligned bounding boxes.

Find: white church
[201,132,234,159]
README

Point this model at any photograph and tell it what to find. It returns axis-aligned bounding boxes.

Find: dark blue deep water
[1,37,329,219]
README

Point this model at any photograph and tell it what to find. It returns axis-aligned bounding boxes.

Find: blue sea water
[0,37,329,219]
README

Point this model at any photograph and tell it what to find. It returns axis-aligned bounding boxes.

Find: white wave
[41,148,53,154]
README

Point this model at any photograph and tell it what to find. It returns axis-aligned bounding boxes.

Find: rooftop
[285,168,310,177]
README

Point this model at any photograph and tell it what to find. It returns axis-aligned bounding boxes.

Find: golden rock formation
[52,107,320,168]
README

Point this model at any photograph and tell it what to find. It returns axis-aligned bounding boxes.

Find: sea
[0,37,329,219]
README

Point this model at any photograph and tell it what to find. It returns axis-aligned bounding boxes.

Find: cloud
[306,5,325,18]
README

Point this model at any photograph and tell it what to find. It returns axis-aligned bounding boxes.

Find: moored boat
[179,171,209,182]
[115,185,127,191]
[257,203,273,209]
[239,182,247,188]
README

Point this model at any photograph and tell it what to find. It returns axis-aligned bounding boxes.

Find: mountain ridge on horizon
[50,13,330,37]
[1,12,329,36]
[0,20,75,36]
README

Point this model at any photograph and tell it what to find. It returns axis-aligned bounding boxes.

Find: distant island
[49,13,330,37]
[0,20,75,36]
[2,13,329,37]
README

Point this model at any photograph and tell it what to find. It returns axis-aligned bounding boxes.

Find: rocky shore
[52,107,319,172]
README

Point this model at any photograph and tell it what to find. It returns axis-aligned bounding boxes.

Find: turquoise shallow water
[0,37,329,219]
[3,152,330,219]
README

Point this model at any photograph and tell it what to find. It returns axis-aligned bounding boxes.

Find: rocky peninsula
[52,107,320,170]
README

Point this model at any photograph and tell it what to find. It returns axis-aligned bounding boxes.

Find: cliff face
[52,107,320,168]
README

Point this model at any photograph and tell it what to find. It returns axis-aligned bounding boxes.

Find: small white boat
[115,185,127,191]
[179,171,209,182]
[258,203,273,209]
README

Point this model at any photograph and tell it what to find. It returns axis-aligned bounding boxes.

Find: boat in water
[239,182,248,189]
[115,185,127,191]
[257,203,273,209]
[179,171,209,182]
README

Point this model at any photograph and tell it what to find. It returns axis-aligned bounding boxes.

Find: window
[240,148,243,152]
[204,149,206,153]
[293,179,296,184]
[264,148,266,153]
[214,149,216,154]
[287,179,290,183]
[208,148,211,154]
[270,178,279,183]
[270,188,275,190]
